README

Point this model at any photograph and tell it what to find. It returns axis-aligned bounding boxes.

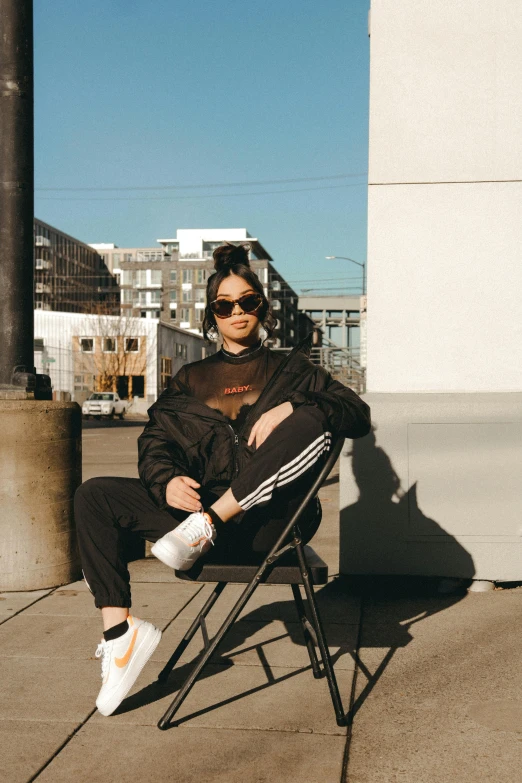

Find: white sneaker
[95,615,161,716]
[151,512,216,571]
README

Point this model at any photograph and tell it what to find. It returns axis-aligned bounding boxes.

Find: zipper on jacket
[228,424,240,475]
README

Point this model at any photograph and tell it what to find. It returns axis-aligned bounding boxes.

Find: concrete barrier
[0,400,82,590]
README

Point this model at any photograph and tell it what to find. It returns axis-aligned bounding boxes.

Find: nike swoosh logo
[115,629,138,668]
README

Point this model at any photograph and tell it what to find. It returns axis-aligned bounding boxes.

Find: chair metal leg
[157,582,226,683]
[291,583,322,678]
[295,541,347,727]
[157,577,262,729]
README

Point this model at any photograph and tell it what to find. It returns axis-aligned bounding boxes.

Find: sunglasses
[210,292,264,319]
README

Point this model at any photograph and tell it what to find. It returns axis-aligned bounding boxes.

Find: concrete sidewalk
[1,463,521,782]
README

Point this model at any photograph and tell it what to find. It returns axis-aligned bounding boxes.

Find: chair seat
[175,545,328,586]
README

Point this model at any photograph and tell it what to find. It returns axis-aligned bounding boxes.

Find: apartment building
[90,243,176,322]
[91,229,301,347]
[34,220,119,314]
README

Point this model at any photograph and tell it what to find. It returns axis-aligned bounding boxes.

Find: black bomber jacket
[138,335,371,511]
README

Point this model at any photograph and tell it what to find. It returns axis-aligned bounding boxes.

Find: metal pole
[0,0,35,395]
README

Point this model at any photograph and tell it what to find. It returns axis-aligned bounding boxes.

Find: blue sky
[34,0,370,293]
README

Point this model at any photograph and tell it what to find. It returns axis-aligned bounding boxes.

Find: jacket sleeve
[138,367,191,509]
[138,408,190,510]
[283,369,371,439]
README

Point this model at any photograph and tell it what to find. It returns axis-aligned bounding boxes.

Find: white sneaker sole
[150,538,193,571]
[96,625,162,717]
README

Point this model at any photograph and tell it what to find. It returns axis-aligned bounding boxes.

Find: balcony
[132,300,161,309]
[35,259,52,270]
[136,252,164,263]
[179,251,213,260]
[35,282,51,294]
[35,236,51,247]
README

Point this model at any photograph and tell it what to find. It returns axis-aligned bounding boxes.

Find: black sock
[103,618,129,642]
[206,507,225,534]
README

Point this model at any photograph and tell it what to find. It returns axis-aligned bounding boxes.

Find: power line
[36,172,368,192]
[299,287,363,292]
[36,182,367,202]
[288,276,362,283]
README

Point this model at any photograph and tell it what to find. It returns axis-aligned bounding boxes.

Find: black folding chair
[157,435,347,730]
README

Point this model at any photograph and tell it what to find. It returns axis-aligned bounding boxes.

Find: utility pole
[0,0,37,397]
[0,0,81,591]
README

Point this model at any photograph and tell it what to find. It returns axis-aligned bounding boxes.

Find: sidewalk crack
[340,594,364,782]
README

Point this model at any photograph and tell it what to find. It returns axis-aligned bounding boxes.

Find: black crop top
[170,341,285,432]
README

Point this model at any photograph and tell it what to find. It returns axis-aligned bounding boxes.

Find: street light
[325,256,366,295]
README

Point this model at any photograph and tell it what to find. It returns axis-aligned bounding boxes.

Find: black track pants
[75,406,332,609]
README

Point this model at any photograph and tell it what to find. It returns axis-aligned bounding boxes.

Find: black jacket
[138,336,371,510]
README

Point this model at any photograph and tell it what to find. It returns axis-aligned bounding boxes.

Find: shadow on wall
[340,428,476,579]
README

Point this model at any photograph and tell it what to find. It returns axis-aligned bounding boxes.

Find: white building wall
[34,310,158,400]
[366,0,522,393]
[340,0,522,580]
[177,228,250,257]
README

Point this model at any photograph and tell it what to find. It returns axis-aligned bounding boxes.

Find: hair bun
[213,242,250,271]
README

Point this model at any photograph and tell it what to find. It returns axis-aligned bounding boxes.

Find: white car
[82,392,129,420]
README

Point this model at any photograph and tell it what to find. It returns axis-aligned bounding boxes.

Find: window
[195,289,206,303]
[195,308,203,324]
[102,338,116,353]
[182,269,192,283]
[125,338,140,352]
[152,310,160,318]
[169,291,177,302]
[135,270,147,287]
[150,290,161,304]
[151,270,162,285]
[80,338,94,353]
[122,289,133,304]
[196,269,208,284]
[120,270,133,285]
[160,357,172,390]
[124,253,134,262]
[170,269,177,283]
[180,308,191,324]
[182,289,192,303]
[175,343,187,358]
[113,254,121,264]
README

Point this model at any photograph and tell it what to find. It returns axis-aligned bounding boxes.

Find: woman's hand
[248,401,293,450]
[166,476,202,512]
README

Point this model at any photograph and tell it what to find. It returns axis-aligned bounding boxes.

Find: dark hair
[202,242,276,341]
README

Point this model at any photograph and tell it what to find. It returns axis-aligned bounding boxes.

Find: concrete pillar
[0,401,82,590]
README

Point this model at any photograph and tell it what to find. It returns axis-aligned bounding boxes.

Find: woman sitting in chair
[75,242,371,717]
